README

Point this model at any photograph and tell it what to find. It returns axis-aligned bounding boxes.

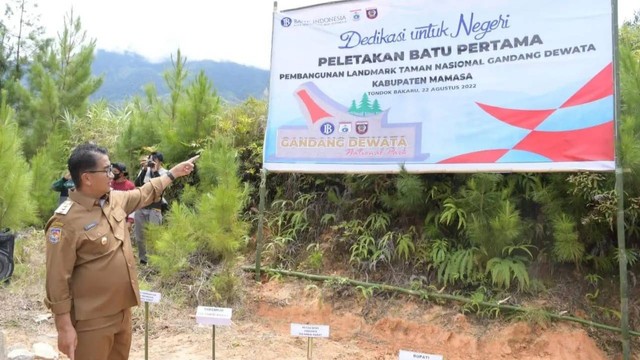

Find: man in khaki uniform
[44,143,198,360]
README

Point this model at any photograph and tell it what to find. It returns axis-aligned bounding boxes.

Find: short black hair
[68,143,109,189]
[150,151,164,162]
[112,163,127,173]
[113,162,128,176]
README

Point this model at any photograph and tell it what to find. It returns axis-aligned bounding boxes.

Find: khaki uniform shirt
[44,176,172,321]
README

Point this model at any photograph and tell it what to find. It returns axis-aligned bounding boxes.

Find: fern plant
[462,287,487,315]
[615,247,640,268]
[364,212,390,233]
[437,247,481,286]
[264,193,320,267]
[485,256,530,292]
[301,243,324,272]
[423,238,450,271]
[439,199,467,231]
[584,273,603,301]
[349,231,384,270]
[394,227,417,262]
[511,307,551,328]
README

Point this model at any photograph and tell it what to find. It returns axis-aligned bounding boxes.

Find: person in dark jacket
[133,152,168,265]
[51,172,75,205]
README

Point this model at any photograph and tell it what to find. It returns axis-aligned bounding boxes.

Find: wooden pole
[610,0,631,358]
[144,302,149,360]
[255,169,267,281]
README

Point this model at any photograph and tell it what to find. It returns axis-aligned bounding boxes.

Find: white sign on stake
[139,290,161,304]
[196,306,233,326]
[290,323,330,338]
[399,350,444,360]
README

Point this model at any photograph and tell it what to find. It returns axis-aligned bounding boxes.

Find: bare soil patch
[1,274,618,360]
[0,230,636,359]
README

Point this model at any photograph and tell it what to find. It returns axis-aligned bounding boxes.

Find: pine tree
[0,0,45,101]
[112,97,163,169]
[159,69,220,162]
[163,50,188,123]
[0,91,36,229]
[29,130,68,223]
[149,137,248,284]
[13,10,102,157]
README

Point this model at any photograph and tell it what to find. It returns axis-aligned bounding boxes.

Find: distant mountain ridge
[91,50,270,104]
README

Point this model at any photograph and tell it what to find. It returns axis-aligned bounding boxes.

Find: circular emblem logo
[320,122,335,135]
[281,17,292,27]
[356,122,369,134]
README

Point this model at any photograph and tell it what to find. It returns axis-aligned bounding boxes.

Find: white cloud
[32,0,327,69]
[7,0,640,70]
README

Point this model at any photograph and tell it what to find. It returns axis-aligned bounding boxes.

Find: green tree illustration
[371,99,382,114]
[357,93,372,115]
[348,100,358,114]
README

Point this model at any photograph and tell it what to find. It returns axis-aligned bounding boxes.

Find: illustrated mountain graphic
[270,82,428,162]
[294,82,386,125]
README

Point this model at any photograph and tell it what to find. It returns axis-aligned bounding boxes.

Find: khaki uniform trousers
[133,208,163,263]
[74,308,132,360]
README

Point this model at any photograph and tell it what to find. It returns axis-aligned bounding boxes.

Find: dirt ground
[2,276,624,360]
[0,230,635,359]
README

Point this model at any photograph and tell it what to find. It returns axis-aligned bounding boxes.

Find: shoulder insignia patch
[83,221,98,231]
[50,221,64,228]
[55,200,73,215]
[48,228,62,244]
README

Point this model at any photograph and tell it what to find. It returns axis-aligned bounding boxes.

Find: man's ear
[81,173,91,188]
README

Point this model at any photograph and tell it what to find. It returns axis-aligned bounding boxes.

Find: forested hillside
[91,50,269,103]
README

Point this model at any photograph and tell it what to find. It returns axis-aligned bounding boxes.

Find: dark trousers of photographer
[133,207,162,264]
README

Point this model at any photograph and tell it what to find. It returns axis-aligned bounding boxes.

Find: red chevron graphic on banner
[439,149,509,163]
[475,103,554,130]
[440,63,614,164]
[560,63,613,108]
[514,122,613,161]
[475,63,613,131]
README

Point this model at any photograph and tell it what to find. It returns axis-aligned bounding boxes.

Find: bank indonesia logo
[281,17,292,27]
[320,122,335,135]
[351,9,361,21]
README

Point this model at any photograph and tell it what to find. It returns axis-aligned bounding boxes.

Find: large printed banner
[264,0,615,173]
